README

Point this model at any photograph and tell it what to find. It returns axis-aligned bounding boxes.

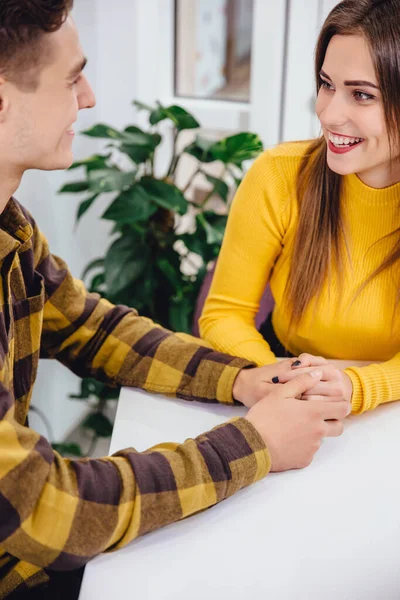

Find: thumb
[282,370,322,397]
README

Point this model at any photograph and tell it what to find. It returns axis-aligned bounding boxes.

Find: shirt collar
[0,197,33,260]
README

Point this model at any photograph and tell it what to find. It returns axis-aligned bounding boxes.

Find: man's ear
[0,78,10,124]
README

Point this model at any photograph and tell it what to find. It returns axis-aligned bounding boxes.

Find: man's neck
[0,171,22,213]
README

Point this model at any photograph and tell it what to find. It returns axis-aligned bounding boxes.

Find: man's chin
[29,153,75,172]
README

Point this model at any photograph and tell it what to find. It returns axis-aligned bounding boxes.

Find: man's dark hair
[0,0,74,91]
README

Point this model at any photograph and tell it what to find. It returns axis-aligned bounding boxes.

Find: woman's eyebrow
[319,68,379,89]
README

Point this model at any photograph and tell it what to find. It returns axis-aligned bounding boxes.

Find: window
[175,0,254,102]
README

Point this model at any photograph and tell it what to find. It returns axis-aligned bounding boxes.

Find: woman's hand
[232,354,329,408]
[276,353,353,405]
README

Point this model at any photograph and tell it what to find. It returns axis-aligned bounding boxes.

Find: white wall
[18,0,138,441]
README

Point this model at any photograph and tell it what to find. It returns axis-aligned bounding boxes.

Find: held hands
[245,371,351,471]
[232,354,335,408]
[233,353,353,408]
[274,353,353,405]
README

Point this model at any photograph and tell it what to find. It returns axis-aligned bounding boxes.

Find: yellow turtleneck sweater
[199,140,400,414]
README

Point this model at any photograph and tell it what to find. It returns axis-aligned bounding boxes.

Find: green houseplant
[54,100,263,456]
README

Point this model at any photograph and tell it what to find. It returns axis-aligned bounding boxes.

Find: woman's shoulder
[249,139,314,189]
[266,139,314,161]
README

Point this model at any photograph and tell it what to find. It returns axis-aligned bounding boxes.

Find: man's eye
[70,75,82,87]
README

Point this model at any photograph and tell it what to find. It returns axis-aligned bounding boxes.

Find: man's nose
[78,75,96,110]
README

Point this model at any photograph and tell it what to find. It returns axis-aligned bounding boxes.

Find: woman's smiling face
[316,33,400,188]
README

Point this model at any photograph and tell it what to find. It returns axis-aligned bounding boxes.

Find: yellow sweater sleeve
[199,151,289,365]
[345,357,400,414]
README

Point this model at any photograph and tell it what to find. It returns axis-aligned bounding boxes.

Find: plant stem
[200,167,227,207]
[166,128,179,179]
[200,186,217,207]
[150,152,155,177]
[182,166,201,194]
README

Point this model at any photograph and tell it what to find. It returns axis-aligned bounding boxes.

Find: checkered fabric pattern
[0,198,270,598]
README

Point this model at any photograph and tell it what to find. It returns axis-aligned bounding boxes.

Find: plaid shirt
[0,198,270,598]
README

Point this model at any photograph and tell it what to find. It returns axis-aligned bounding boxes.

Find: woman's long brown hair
[284,0,400,336]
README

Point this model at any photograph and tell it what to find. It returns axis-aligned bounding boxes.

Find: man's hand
[245,371,350,471]
[276,353,353,405]
[232,354,329,408]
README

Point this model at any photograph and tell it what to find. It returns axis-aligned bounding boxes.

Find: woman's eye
[353,90,375,101]
[320,78,334,91]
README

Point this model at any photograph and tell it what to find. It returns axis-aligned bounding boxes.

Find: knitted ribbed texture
[200,141,400,414]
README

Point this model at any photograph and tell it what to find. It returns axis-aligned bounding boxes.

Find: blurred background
[17,0,339,451]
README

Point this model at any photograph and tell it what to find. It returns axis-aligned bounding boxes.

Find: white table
[80,362,400,600]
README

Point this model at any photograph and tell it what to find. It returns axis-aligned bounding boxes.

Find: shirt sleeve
[199,151,289,366]
[345,356,400,413]
[0,385,270,570]
[32,224,254,405]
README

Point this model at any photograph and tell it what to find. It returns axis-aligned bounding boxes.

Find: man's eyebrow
[319,69,379,89]
[67,57,88,79]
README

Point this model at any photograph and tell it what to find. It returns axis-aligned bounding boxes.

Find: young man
[0,2,350,598]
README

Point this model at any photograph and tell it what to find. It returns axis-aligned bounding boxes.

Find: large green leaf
[164,106,200,130]
[168,296,193,333]
[59,181,89,193]
[149,106,167,126]
[104,235,149,295]
[89,272,105,293]
[149,104,200,130]
[124,126,161,149]
[81,124,123,140]
[82,412,114,438]
[122,130,161,147]
[82,123,155,147]
[132,100,155,113]
[204,174,229,202]
[183,136,216,163]
[68,154,111,171]
[70,377,119,401]
[120,135,161,165]
[179,233,208,257]
[82,257,104,281]
[76,193,99,222]
[88,169,136,193]
[140,177,188,215]
[101,185,157,223]
[197,213,225,245]
[156,256,183,291]
[52,442,83,457]
[210,133,263,166]
[120,144,153,164]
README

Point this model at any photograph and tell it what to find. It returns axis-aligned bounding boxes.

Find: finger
[278,365,340,384]
[301,394,346,403]
[324,419,345,438]
[301,382,344,396]
[281,370,323,397]
[314,400,351,420]
[292,353,328,369]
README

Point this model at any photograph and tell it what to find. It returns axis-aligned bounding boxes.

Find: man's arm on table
[0,370,349,571]
[0,218,350,570]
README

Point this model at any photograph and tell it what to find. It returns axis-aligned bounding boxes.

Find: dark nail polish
[272,376,279,384]
[292,360,302,367]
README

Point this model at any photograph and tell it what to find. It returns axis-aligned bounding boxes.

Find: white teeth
[328,133,364,147]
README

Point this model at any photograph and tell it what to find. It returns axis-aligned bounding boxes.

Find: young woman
[200,0,400,415]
